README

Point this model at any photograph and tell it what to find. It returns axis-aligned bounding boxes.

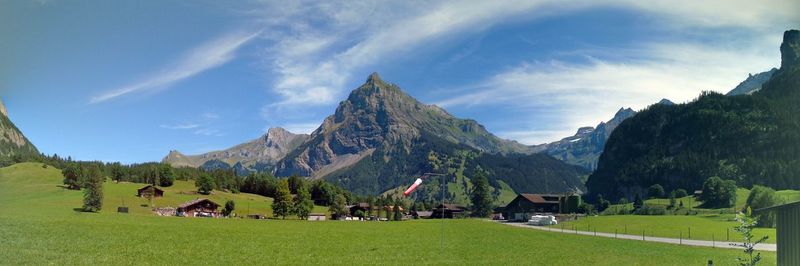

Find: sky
[1,0,797,164]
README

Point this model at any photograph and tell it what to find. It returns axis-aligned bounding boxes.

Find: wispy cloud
[159,123,200,130]
[437,38,779,144]
[90,31,260,104]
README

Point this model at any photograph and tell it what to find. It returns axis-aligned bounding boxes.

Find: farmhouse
[503,194,564,221]
[348,203,371,216]
[756,201,800,266]
[411,211,433,219]
[432,204,467,218]
[308,213,326,221]
[176,198,220,218]
[137,185,164,198]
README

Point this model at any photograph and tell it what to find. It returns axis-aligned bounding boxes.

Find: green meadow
[0,163,776,265]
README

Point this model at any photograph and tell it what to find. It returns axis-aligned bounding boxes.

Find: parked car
[527,215,557,226]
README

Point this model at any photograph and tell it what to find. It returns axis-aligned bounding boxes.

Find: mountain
[274,73,584,195]
[536,107,636,171]
[0,99,39,159]
[586,29,800,202]
[162,127,308,172]
[727,68,778,96]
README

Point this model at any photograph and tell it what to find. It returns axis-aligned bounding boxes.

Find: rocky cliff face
[162,127,308,171]
[727,68,778,96]
[537,107,637,170]
[0,99,39,158]
[275,73,531,178]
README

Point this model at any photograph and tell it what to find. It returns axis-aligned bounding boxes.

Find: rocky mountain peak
[613,107,636,120]
[780,29,800,69]
[0,98,8,117]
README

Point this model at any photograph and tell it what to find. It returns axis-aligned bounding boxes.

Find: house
[176,198,220,218]
[756,201,800,266]
[411,211,433,219]
[308,213,327,221]
[348,203,371,217]
[137,185,164,198]
[432,204,467,218]
[503,194,564,221]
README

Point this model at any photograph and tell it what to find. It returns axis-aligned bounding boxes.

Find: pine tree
[470,169,493,217]
[222,200,235,217]
[62,163,82,190]
[82,164,104,212]
[294,184,313,220]
[272,179,293,219]
[393,198,403,221]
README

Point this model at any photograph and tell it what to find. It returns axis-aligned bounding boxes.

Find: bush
[633,204,667,215]
[577,203,596,215]
[744,185,780,227]
[674,189,689,198]
[648,184,665,199]
[222,200,235,217]
[700,176,737,208]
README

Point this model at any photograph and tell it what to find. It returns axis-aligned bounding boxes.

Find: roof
[414,211,433,217]
[437,204,467,211]
[178,198,219,209]
[754,201,800,213]
[308,213,326,216]
[137,185,164,193]
[518,194,561,204]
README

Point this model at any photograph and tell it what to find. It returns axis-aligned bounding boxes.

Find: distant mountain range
[0,99,38,159]
[587,29,800,202]
[165,73,584,196]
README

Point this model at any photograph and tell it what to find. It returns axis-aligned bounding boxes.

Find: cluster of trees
[588,69,800,203]
[700,176,738,208]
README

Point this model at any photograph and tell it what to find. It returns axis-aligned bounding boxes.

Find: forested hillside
[586,30,800,202]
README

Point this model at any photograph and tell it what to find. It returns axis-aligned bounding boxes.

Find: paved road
[496,221,776,252]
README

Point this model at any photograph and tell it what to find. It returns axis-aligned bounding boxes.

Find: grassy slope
[570,188,799,244]
[0,163,777,265]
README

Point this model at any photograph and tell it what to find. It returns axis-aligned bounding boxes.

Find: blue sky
[1,0,797,163]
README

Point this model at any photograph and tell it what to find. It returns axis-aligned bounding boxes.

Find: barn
[176,198,220,218]
[137,185,164,198]
[756,201,800,266]
[431,204,466,219]
[503,194,564,221]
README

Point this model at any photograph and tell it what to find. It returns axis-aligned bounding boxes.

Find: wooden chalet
[503,194,564,221]
[176,198,220,218]
[432,204,467,219]
[137,185,164,198]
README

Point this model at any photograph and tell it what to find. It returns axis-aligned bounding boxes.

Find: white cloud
[437,38,780,145]
[159,123,200,130]
[90,31,260,103]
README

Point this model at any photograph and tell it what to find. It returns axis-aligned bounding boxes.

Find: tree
[393,198,403,221]
[366,195,375,219]
[375,196,384,220]
[195,173,215,195]
[744,186,780,227]
[158,164,174,187]
[293,184,313,220]
[674,189,689,198]
[287,175,304,194]
[329,194,348,219]
[668,191,677,209]
[109,162,126,182]
[596,194,610,212]
[647,184,665,199]
[731,208,768,266]
[272,179,293,219]
[700,176,737,208]
[633,193,644,210]
[62,163,82,190]
[222,200,236,217]
[469,169,493,217]
[82,165,104,212]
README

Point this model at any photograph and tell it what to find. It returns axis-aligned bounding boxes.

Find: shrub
[633,204,667,215]
[744,186,780,227]
[648,184,665,199]
[674,189,689,198]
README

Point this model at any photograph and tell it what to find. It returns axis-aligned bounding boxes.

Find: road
[495,221,776,252]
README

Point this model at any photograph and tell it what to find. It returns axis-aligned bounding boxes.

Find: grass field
[0,163,777,265]
[549,215,777,244]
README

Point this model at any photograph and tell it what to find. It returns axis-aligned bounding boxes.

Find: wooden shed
[137,185,164,198]
[756,201,800,266]
[176,198,220,218]
[308,213,326,221]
